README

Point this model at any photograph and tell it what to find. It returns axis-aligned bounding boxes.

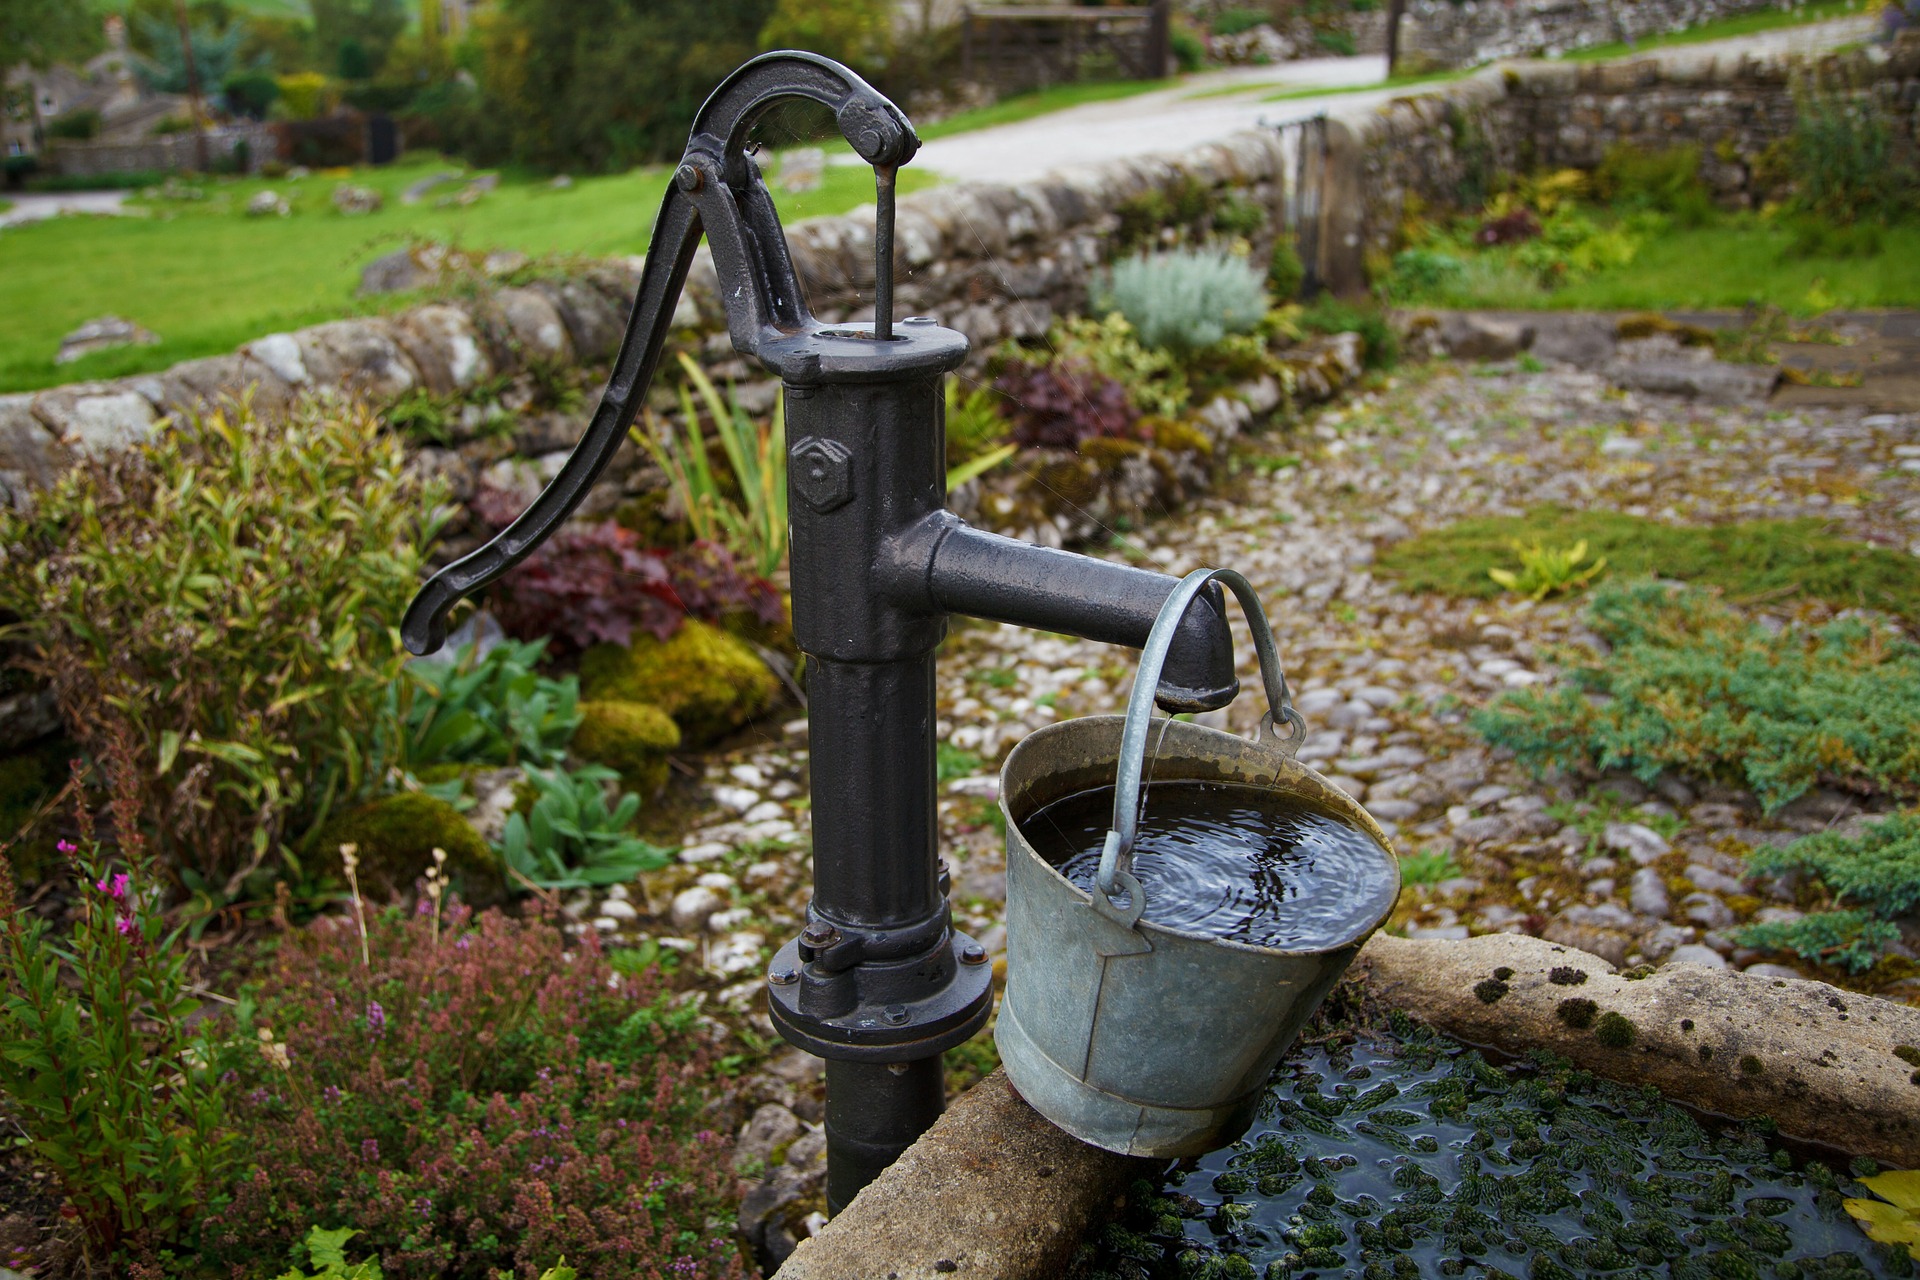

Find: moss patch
[1556,996,1599,1029]
[1375,508,1920,624]
[316,791,502,905]
[1473,978,1510,1004]
[572,700,681,795]
[1549,966,1588,986]
[1593,1010,1638,1049]
[579,619,779,747]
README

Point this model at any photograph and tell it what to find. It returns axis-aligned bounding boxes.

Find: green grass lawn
[0,154,931,393]
[1532,219,1920,313]
[1557,0,1867,61]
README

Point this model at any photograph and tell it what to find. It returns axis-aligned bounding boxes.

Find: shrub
[45,108,100,140]
[1170,19,1207,71]
[1594,143,1718,227]
[1473,582,1920,813]
[1313,28,1358,56]
[1735,812,1920,973]
[1386,247,1465,299]
[1095,249,1269,354]
[992,359,1142,450]
[1044,312,1192,419]
[0,741,238,1265]
[199,906,748,1280]
[1113,175,1219,254]
[1788,78,1915,225]
[1211,7,1270,37]
[1733,909,1900,975]
[0,400,445,899]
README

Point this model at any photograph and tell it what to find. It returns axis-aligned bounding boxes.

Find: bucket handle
[1094,568,1306,913]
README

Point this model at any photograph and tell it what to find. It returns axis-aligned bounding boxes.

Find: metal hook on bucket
[1095,568,1306,912]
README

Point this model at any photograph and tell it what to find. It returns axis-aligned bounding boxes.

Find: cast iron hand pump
[400,52,1241,1211]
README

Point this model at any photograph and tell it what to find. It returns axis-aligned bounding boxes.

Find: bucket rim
[997,715,1402,960]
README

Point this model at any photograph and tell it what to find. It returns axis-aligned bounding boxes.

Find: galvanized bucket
[995,568,1401,1157]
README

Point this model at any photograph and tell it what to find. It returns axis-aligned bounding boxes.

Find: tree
[759,0,893,73]
[311,0,407,79]
[133,12,243,95]
[467,0,776,173]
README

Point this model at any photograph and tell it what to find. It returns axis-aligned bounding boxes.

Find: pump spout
[881,516,1240,713]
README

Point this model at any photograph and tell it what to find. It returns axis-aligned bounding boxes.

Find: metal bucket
[995,569,1401,1157]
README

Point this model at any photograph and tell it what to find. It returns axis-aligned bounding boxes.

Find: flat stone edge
[773,1067,1147,1280]
[777,938,1920,1280]
[1355,932,1920,1168]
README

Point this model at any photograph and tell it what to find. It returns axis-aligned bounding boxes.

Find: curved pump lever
[401,52,918,656]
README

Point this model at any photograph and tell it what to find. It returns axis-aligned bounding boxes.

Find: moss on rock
[572,700,681,794]
[579,619,778,747]
[317,791,502,905]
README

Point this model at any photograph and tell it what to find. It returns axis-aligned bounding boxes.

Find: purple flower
[323,1085,344,1104]
[116,915,134,936]
[361,1138,380,1163]
[57,840,77,855]
[365,1001,387,1037]
[94,873,129,900]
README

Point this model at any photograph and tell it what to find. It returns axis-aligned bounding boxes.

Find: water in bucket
[1021,778,1400,951]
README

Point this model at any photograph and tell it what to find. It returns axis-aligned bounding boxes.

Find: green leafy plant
[943,376,1018,492]
[1487,538,1608,600]
[1474,582,1920,813]
[1094,249,1270,354]
[1594,143,1718,227]
[276,1226,385,1279]
[1296,295,1399,369]
[0,744,237,1265]
[496,763,673,889]
[1268,237,1305,301]
[1733,810,1920,973]
[633,352,788,578]
[0,399,445,898]
[1398,849,1461,886]
[1788,75,1915,225]
[395,638,581,772]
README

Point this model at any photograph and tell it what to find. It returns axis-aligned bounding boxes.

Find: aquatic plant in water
[1070,1016,1907,1279]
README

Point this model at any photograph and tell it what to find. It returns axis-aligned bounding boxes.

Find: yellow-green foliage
[579,620,778,747]
[1846,1169,1920,1260]
[1044,313,1192,419]
[571,700,681,794]
[1378,508,1920,625]
[1487,538,1607,600]
[318,792,500,905]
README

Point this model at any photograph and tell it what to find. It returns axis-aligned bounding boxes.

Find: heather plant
[993,359,1142,451]
[200,905,747,1280]
[1474,582,1920,813]
[394,638,581,772]
[0,742,239,1266]
[0,399,445,898]
[1093,249,1269,354]
[1732,811,1920,973]
[496,763,674,889]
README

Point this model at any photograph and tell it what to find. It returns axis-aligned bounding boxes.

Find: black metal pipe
[824,1058,946,1213]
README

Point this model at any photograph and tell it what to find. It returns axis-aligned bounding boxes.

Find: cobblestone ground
[572,359,1920,1262]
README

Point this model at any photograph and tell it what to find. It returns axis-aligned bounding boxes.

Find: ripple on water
[1021,779,1398,951]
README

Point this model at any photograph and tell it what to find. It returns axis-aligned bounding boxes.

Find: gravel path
[591,359,1920,1025]
[0,190,132,229]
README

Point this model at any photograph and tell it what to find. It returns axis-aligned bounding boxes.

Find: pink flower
[94,873,130,900]
[116,915,134,936]
[57,840,78,855]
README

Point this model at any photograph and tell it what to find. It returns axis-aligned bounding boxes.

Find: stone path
[589,356,1920,1026]
[906,15,1876,185]
[0,190,132,229]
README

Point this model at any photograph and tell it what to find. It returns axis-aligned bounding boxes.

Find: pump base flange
[767,929,993,1062]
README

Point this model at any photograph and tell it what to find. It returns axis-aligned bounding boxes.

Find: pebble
[670,885,728,933]
[1743,963,1806,980]
[1680,892,1735,930]
[1685,863,1748,896]
[1604,821,1672,865]
[1666,943,1730,969]
[598,898,638,921]
[1630,868,1672,918]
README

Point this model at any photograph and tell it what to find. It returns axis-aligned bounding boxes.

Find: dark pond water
[1068,1018,1910,1280]
[1022,779,1398,950]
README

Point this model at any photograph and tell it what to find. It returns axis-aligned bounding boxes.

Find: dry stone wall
[1322,39,1920,287]
[1399,0,1794,69]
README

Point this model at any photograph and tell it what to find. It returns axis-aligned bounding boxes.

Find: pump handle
[402,53,918,656]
